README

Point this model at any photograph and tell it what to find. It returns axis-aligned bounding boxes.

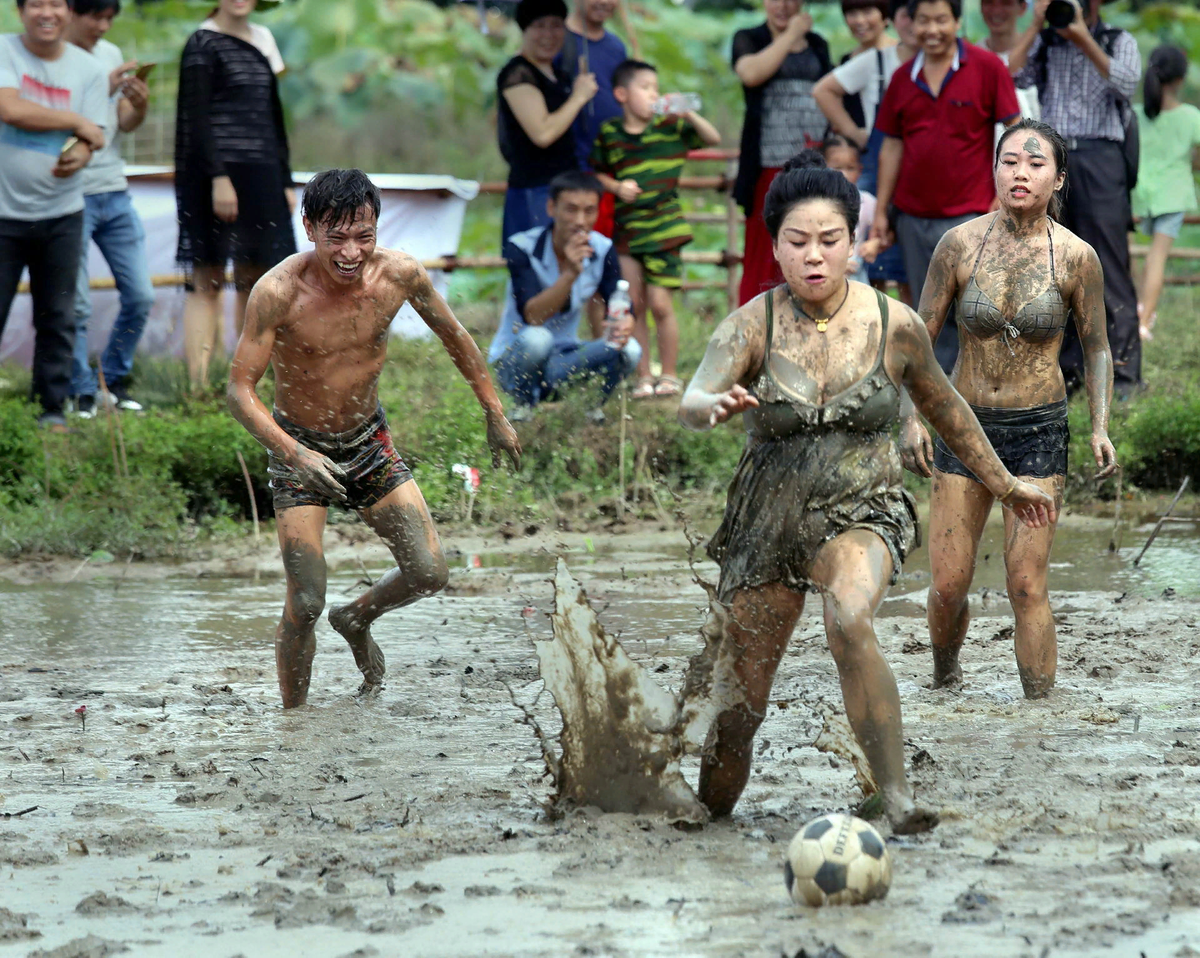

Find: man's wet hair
[301,169,382,229]
[763,168,861,242]
[996,118,1069,220]
[907,0,961,17]
[549,170,603,201]
[612,58,656,91]
[17,0,76,7]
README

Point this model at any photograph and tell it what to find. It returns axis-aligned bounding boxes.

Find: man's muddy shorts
[268,405,412,511]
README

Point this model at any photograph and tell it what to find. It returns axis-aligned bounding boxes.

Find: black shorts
[267,405,412,511]
[933,399,1068,481]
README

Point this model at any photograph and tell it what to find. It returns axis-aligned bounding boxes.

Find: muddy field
[2,514,1200,957]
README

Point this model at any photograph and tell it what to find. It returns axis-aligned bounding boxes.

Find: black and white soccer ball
[784,813,892,907]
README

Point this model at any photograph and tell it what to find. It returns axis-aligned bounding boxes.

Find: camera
[1045,0,1081,28]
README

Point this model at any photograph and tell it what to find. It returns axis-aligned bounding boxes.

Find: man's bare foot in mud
[329,604,386,694]
[931,647,963,690]
[885,793,940,835]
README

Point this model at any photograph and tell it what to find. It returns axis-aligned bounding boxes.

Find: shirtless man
[228,168,521,708]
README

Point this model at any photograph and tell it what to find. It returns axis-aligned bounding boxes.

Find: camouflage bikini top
[958,213,1067,351]
[745,286,901,439]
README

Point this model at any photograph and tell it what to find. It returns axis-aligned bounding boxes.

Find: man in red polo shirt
[869,0,1020,371]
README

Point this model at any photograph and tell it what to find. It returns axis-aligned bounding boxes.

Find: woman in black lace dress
[175,0,296,390]
[496,0,596,240]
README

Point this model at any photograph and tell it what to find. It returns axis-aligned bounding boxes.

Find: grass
[1,278,1197,559]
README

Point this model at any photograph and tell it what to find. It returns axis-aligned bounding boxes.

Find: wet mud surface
[2,515,1200,956]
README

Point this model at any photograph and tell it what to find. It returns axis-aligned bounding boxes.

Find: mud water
[2,515,1199,957]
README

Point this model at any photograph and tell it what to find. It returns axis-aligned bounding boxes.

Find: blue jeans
[73,190,154,397]
[493,326,642,407]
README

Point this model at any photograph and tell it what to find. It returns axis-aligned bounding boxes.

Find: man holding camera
[1009,0,1141,397]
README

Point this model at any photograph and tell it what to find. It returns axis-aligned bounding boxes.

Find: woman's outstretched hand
[708,385,759,427]
[1001,481,1057,529]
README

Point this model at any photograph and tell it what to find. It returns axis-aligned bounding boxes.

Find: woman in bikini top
[901,119,1118,702]
[676,163,1053,834]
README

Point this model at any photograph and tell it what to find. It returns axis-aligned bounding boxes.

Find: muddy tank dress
[932,215,1071,480]
[707,286,918,603]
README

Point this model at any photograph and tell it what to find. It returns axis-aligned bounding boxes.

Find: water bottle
[653,93,702,116]
[604,279,632,350]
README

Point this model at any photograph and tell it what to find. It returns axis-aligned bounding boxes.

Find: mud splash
[534,560,881,825]
[533,559,708,823]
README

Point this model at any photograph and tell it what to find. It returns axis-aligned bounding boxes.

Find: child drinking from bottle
[590,59,721,399]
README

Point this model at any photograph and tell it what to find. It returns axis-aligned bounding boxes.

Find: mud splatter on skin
[1023,136,1046,160]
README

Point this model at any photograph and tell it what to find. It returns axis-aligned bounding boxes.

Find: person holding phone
[175,0,296,391]
[0,0,107,431]
[497,0,597,242]
[66,0,154,418]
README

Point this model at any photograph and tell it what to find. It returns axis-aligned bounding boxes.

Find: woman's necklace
[789,281,850,333]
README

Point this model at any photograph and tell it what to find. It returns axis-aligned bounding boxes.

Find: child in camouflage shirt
[590,59,720,398]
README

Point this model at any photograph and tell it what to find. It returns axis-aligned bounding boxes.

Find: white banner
[0,169,479,367]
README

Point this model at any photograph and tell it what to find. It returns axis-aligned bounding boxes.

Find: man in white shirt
[0,0,107,429]
[67,0,153,416]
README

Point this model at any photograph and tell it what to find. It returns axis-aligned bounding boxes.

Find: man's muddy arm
[227,281,349,499]
[897,310,1056,528]
[895,309,1015,498]
[1071,243,1117,476]
[678,310,762,431]
[407,261,521,468]
[226,282,301,460]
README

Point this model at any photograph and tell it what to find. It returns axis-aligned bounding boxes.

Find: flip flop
[653,375,684,398]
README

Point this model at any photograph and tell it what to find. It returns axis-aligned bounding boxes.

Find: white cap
[616,279,630,290]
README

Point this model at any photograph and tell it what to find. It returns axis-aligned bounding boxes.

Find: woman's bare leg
[1138,231,1174,338]
[233,262,268,338]
[697,583,805,817]
[927,471,994,688]
[809,529,938,833]
[183,264,223,391]
[1001,475,1063,698]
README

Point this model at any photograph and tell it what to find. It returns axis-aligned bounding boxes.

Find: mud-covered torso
[744,286,902,440]
[958,214,1068,350]
[270,254,405,433]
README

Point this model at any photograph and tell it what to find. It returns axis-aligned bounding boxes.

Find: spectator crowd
[0,0,1192,429]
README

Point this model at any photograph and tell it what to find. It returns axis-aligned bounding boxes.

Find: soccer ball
[784,813,892,907]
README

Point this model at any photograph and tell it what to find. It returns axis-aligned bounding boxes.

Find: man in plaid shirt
[1009,0,1142,397]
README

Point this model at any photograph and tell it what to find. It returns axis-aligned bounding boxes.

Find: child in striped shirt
[590,59,721,398]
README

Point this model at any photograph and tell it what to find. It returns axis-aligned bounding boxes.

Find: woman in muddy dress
[677,164,1056,833]
[901,119,1118,700]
